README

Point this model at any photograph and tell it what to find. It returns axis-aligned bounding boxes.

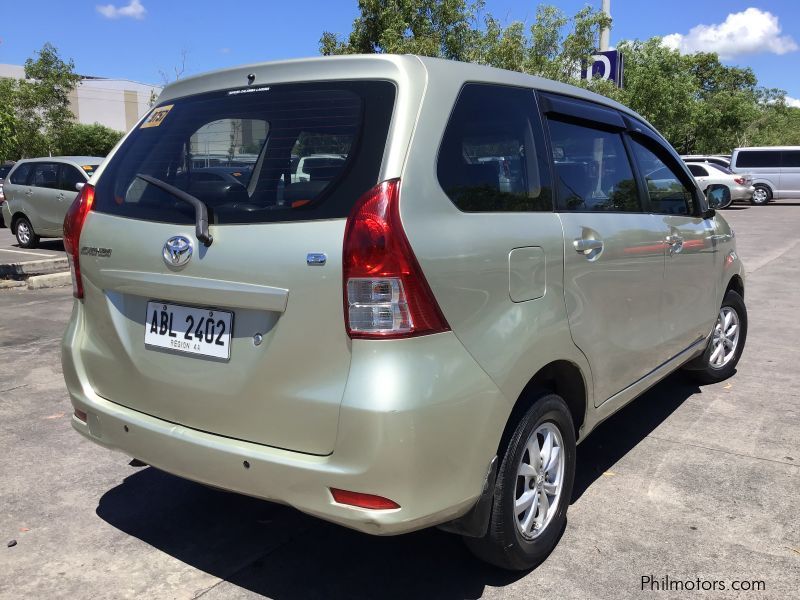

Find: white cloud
[662,8,798,58]
[786,96,800,109]
[96,0,146,20]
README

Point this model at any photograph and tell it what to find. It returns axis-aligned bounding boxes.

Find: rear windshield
[94,81,395,225]
[0,165,12,179]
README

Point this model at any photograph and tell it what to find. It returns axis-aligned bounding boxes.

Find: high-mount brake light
[342,179,449,339]
[63,184,95,299]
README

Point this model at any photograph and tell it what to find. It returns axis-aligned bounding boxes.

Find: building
[0,63,160,133]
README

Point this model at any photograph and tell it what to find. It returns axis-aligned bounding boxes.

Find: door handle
[57,193,65,200]
[573,238,604,253]
[665,234,684,254]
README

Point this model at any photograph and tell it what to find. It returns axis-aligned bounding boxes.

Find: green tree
[320,0,484,59]
[14,43,81,157]
[321,1,609,81]
[57,123,124,157]
[0,79,19,162]
[320,3,800,153]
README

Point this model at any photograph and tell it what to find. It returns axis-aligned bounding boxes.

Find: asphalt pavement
[0,201,798,599]
[0,225,65,265]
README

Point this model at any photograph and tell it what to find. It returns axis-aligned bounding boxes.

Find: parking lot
[1,202,798,599]
[0,226,64,266]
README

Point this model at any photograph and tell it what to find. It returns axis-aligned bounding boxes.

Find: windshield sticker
[227,87,270,96]
[141,104,174,128]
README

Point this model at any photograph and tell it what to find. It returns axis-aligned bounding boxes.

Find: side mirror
[75,182,85,192]
[705,184,730,211]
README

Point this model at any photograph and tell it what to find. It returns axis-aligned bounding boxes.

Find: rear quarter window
[437,84,552,212]
[8,163,32,185]
[93,81,395,225]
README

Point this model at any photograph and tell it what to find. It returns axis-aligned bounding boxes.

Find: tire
[750,184,772,205]
[464,393,576,571]
[684,290,747,384]
[14,217,39,249]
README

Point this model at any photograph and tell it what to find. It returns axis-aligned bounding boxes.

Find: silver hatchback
[62,56,746,570]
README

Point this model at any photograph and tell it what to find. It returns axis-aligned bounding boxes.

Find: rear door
[29,162,64,233]
[628,135,718,359]
[77,81,395,455]
[542,95,667,406]
[56,164,87,228]
[780,150,800,198]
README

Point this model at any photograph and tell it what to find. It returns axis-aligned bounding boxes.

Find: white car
[291,154,346,183]
[685,161,754,207]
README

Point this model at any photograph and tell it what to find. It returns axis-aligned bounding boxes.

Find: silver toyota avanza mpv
[62,55,747,570]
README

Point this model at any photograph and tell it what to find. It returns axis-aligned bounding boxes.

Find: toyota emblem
[163,235,193,268]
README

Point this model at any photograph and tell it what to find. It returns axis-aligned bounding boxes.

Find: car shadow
[96,468,524,599]
[572,371,701,501]
[36,239,65,252]
[95,372,701,599]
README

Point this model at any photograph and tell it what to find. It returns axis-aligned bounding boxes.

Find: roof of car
[733,146,800,151]
[15,156,104,166]
[157,54,651,128]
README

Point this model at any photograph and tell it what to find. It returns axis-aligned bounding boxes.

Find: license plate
[145,301,233,360]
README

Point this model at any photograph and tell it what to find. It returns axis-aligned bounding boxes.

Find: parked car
[730,146,800,205]
[680,154,731,169]
[0,163,13,227]
[1,157,102,248]
[61,56,746,571]
[685,161,754,207]
[291,153,346,183]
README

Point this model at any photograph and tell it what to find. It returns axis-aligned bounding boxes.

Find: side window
[548,119,641,212]
[437,84,552,212]
[687,164,708,177]
[736,150,781,168]
[782,151,800,168]
[59,164,85,192]
[629,139,695,216]
[31,163,59,189]
[9,163,32,185]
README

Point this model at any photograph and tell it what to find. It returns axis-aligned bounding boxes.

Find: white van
[730,146,800,204]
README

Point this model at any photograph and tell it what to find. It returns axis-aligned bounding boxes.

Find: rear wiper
[135,173,213,246]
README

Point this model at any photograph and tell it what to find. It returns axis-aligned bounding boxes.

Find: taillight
[330,488,400,510]
[342,179,449,338]
[63,184,95,299]
[734,177,746,185]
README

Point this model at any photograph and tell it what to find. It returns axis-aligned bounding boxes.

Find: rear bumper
[62,302,509,535]
[731,185,754,202]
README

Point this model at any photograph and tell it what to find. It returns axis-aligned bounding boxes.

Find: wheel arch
[726,273,744,300]
[9,211,28,234]
[498,360,587,455]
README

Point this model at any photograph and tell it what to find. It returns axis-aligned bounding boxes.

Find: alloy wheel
[710,306,740,369]
[17,221,31,245]
[514,422,565,539]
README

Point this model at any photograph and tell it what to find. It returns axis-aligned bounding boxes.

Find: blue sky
[1,1,798,101]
